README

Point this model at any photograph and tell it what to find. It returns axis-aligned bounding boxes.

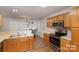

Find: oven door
[49,36,60,47]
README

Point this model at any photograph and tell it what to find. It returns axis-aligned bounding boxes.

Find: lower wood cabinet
[60,38,71,52]
[18,38,29,52]
[43,33,49,46]
[2,36,34,52]
[71,28,79,52]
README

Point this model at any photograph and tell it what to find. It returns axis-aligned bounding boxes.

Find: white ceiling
[0,6,71,20]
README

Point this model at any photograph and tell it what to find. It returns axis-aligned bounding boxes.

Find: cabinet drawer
[4,39,17,44]
[61,38,70,44]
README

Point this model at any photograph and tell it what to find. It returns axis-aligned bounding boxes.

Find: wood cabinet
[71,28,79,51]
[71,28,79,44]
[56,15,64,20]
[43,33,49,46]
[2,36,34,52]
[47,14,69,28]
[60,38,71,52]
[18,38,30,52]
[47,18,53,28]
[29,37,34,49]
[0,15,3,28]
[0,44,1,51]
[3,39,18,52]
[70,7,79,52]
[71,7,79,27]
[64,13,71,28]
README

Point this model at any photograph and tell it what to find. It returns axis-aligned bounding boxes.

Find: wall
[0,16,45,37]
[0,17,10,31]
[43,19,57,33]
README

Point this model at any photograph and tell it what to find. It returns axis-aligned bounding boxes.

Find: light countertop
[60,34,71,41]
[60,30,71,41]
[61,36,71,41]
[0,32,11,42]
[0,31,34,43]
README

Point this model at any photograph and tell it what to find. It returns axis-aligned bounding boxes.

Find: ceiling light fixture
[12,9,18,13]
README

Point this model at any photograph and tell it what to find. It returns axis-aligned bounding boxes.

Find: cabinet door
[71,28,79,45]
[76,45,79,52]
[52,16,57,22]
[71,28,79,51]
[3,39,17,52]
[23,39,29,51]
[64,13,71,28]
[0,15,3,28]
[47,19,50,28]
[43,33,49,46]
[57,15,64,20]
[6,44,17,52]
[60,38,70,52]
[47,18,53,28]
[71,7,79,27]
[18,38,28,52]
[29,38,34,50]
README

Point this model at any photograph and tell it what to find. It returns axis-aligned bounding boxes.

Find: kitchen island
[0,31,34,52]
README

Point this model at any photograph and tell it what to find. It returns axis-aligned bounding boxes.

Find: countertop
[60,30,71,41]
[0,31,34,43]
[60,34,71,41]
[0,32,11,42]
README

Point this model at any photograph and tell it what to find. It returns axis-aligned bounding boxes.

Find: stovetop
[49,32,67,37]
[49,34,61,37]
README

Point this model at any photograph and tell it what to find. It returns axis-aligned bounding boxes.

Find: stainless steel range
[49,34,60,52]
[49,30,67,52]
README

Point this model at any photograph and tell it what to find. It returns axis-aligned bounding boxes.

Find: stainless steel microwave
[52,20,64,28]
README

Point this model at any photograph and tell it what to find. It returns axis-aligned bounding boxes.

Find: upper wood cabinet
[47,16,61,28]
[47,12,71,28]
[0,15,3,28]
[56,14,64,20]
[64,13,71,28]
[47,18,53,28]
[70,7,79,27]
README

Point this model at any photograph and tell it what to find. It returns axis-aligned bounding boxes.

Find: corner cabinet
[0,15,3,28]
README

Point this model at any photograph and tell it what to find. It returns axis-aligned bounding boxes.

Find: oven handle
[50,36,60,39]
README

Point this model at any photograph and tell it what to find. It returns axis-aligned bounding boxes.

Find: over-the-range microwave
[52,20,64,28]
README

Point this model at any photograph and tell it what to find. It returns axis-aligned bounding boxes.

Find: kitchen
[0,6,79,52]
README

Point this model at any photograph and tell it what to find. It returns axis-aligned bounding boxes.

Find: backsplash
[44,28,57,34]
